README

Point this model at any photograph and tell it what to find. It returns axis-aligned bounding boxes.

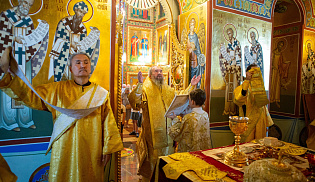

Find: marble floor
[121,123,141,182]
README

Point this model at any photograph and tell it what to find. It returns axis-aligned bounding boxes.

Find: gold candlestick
[224,116,249,167]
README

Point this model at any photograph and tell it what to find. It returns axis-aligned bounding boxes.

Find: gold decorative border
[116,13,123,182]
[28,163,50,182]
[170,24,189,91]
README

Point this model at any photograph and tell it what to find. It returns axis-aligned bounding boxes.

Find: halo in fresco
[274,38,288,53]
[10,0,43,15]
[223,23,237,42]
[305,39,313,53]
[247,27,259,44]
[185,12,200,34]
[67,0,94,23]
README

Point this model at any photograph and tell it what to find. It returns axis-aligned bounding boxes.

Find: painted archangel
[184,17,206,89]
[49,1,100,81]
[219,24,242,115]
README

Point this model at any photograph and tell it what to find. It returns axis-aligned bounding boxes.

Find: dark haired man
[168,88,211,153]
[49,1,100,81]
[234,64,273,143]
[0,47,123,181]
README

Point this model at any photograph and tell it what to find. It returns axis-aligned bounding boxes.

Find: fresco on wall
[122,3,169,85]
[302,30,315,94]
[270,34,299,114]
[156,24,169,65]
[215,0,274,19]
[179,3,207,89]
[128,6,153,23]
[245,27,264,78]
[156,2,165,21]
[0,0,49,131]
[273,0,301,27]
[219,23,242,115]
[212,9,272,115]
[178,0,278,19]
[0,0,112,134]
[178,0,275,18]
[303,0,315,29]
[49,1,100,82]
[270,38,291,107]
[178,0,207,13]
[127,26,153,65]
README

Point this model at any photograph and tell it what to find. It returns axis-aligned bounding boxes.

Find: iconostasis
[122,0,313,120]
[122,3,172,87]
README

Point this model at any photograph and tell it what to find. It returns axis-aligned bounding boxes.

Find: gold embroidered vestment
[0,73,123,182]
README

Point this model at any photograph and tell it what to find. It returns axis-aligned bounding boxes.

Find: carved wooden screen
[170,24,189,92]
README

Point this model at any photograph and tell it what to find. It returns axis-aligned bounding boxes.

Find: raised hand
[167,112,177,119]
[191,75,201,86]
[245,70,254,81]
[138,71,144,83]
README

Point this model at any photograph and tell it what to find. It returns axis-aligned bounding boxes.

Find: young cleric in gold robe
[128,66,200,181]
[168,89,211,153]
[233,64,274,143]
[0,47,123,182]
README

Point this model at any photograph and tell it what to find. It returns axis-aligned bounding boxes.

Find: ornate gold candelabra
[224,116,249,167]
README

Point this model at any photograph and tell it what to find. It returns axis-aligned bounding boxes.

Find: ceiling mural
[178,0,275,19]
[303,0,315,28]
[215,0,274,19]
[178,0,208,13]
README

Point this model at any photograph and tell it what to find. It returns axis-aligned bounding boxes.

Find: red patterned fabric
[190,147,244,182]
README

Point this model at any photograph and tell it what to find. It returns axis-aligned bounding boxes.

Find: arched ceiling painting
[177,0,315,28]
[305,0,315,28]
[273,0,301,26]
[178,0,275,19]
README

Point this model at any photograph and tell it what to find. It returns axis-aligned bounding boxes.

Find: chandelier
[125,0,159,9]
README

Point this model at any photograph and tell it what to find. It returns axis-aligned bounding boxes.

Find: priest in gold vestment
[128,66,199,181]
[233,64,273,142]
[0,48,123,182]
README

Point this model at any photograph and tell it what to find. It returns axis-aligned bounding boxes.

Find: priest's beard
[151,75,164,87]
[72,15,83,32]
[18,5,30,16]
